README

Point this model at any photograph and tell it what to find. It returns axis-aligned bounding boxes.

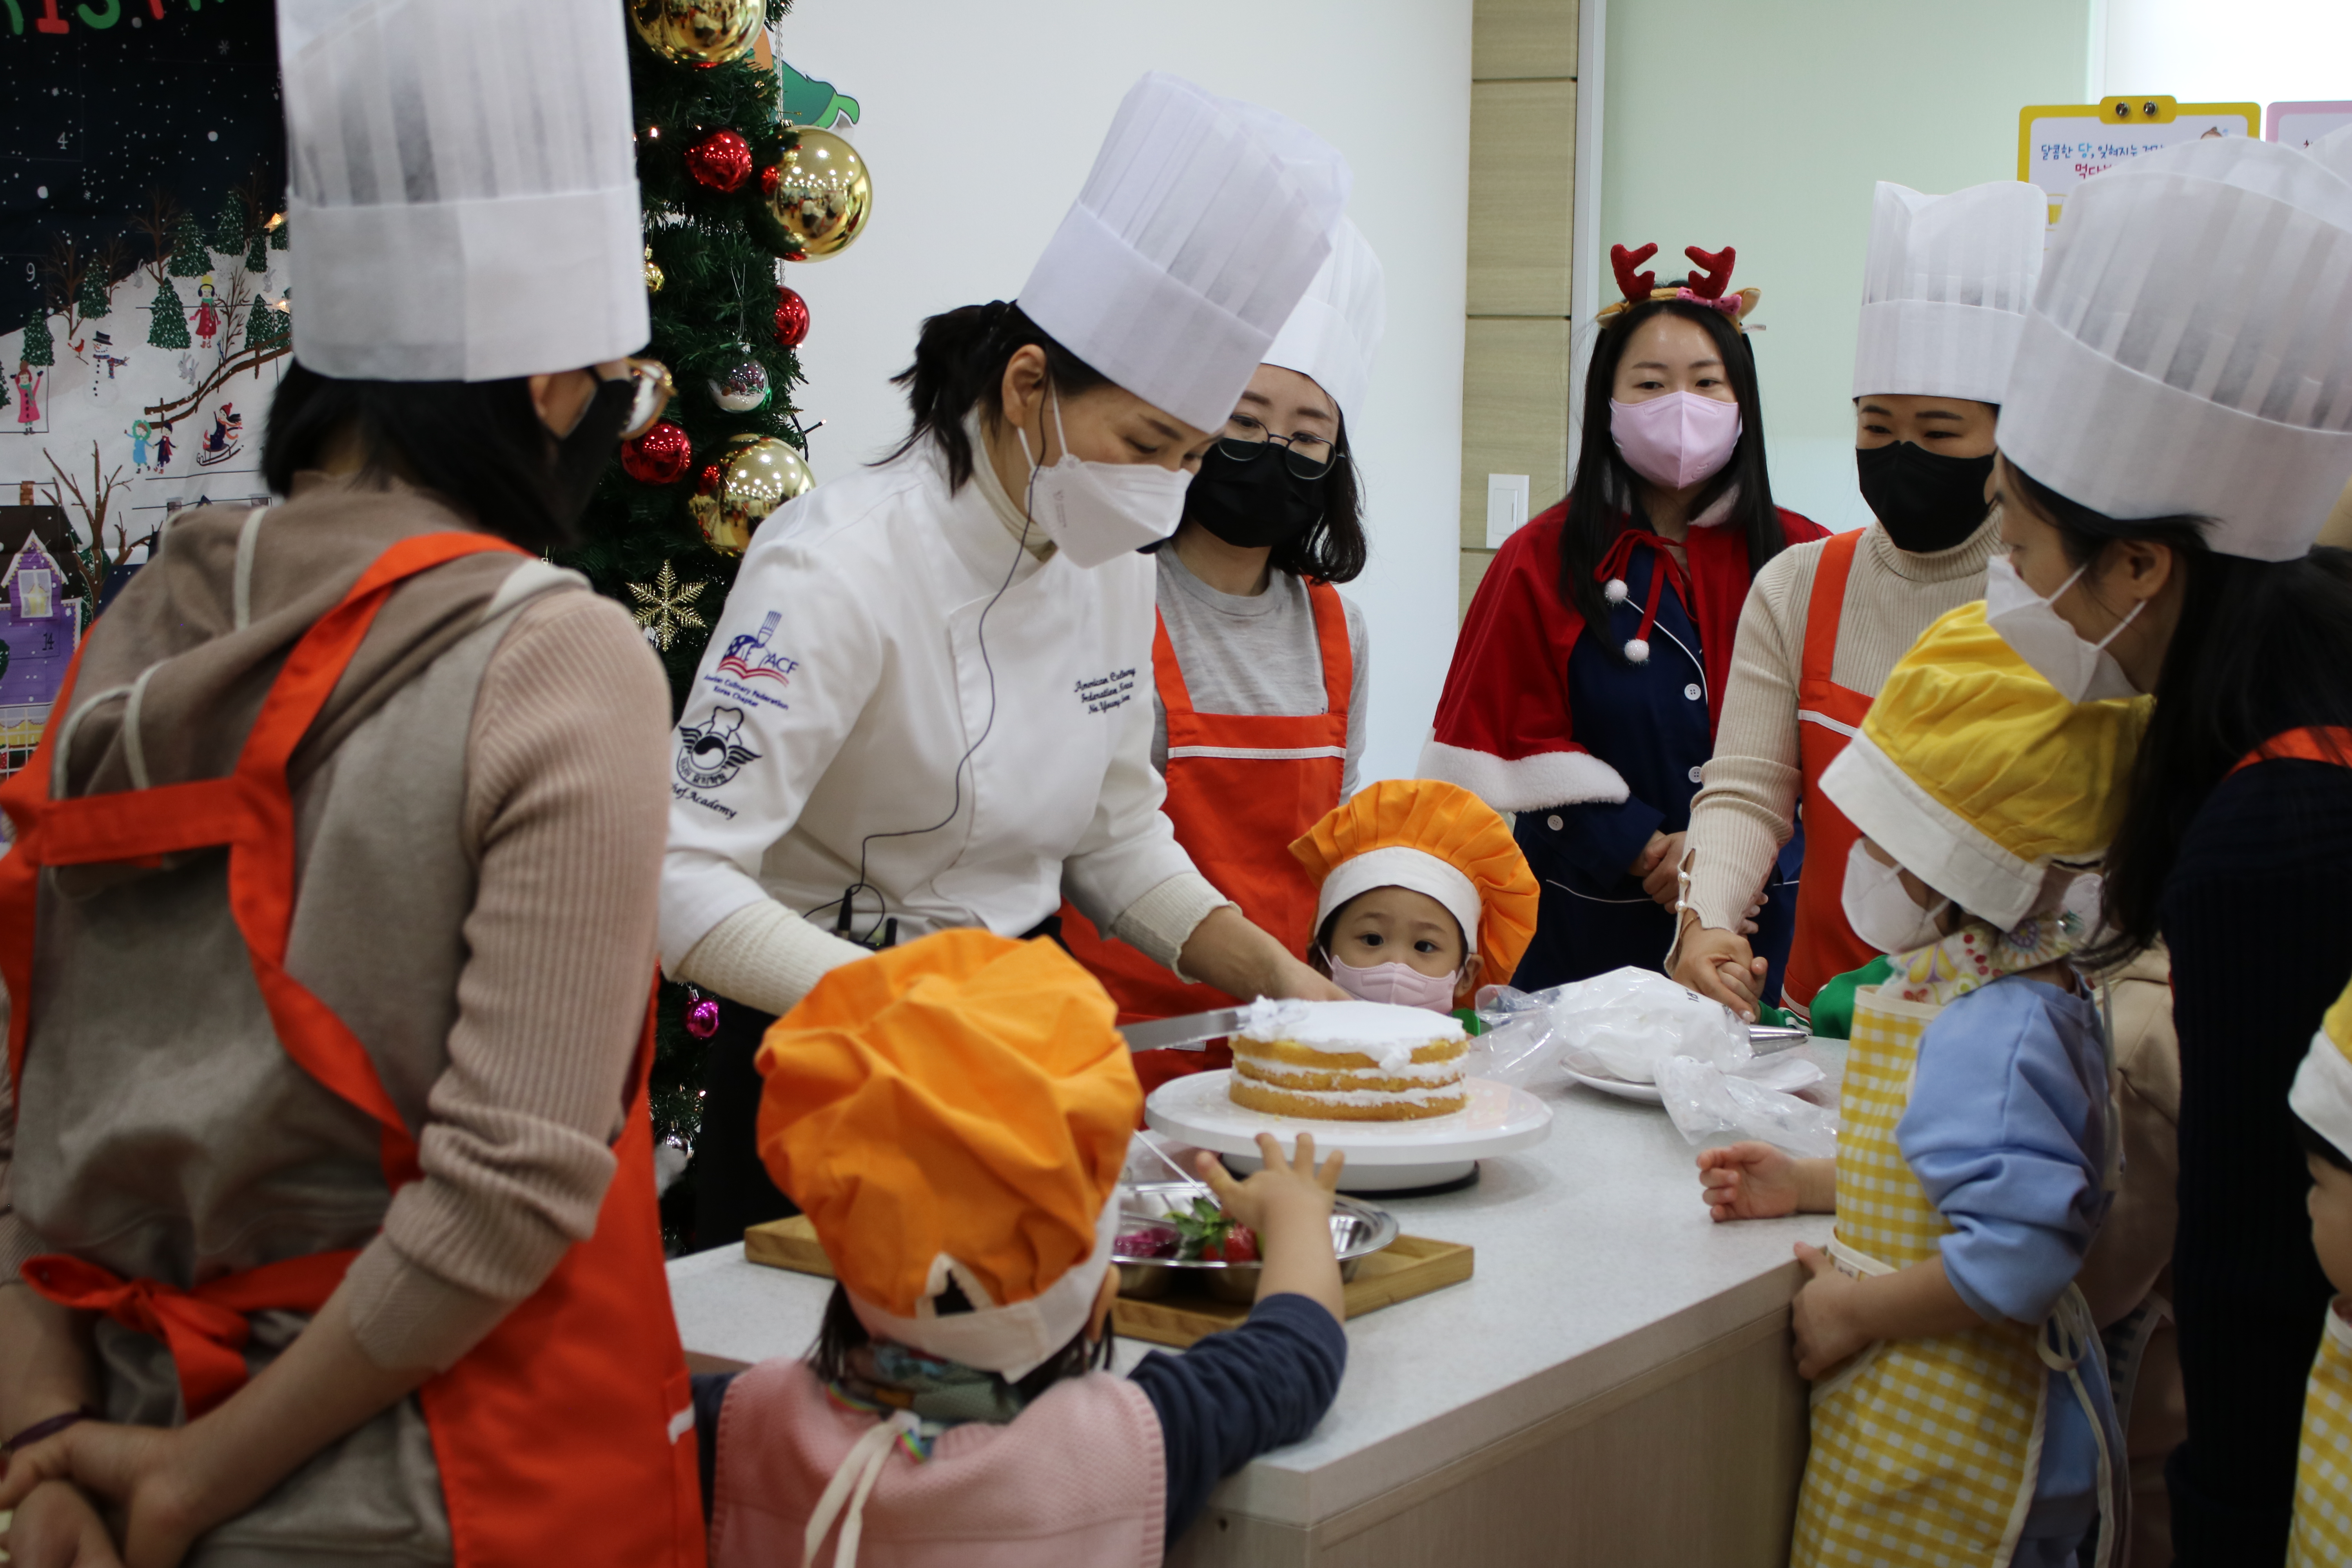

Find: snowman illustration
[192,274,221,351]
[12,363,38,428]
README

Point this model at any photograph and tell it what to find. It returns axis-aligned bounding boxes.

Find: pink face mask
[1328,955,1461,1013]
[1609,392,1744,491]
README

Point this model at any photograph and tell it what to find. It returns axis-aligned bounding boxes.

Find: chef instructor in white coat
[663,73,1353,1244]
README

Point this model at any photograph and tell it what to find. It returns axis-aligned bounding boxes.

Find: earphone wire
[812,389,1047,946]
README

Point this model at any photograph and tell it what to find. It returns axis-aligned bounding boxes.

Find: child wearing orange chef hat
[693,929,1350,1566]
[1291,779,1539,1013]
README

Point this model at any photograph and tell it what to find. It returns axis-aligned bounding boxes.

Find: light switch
[1485,473,1530,548]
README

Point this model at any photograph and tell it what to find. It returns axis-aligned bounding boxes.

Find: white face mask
[1014,395,1191,569]
[1840,838,1948,956]
[1982,554,2143,704]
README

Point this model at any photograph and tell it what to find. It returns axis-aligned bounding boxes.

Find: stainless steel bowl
[1113,1187,1400,1304]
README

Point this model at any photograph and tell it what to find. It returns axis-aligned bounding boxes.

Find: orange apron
[1782,530,1879,1017]
[2230,726,2352,778]
[1060,580,1352,1095]
[0,533,706,1568]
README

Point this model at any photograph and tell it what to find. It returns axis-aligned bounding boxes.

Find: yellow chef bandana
[1291,779,1540,985]
[753,929,1140,1379]
[1817,602,2150,929]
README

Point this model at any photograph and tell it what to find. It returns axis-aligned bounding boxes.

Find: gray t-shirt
[1150,547,1370,797]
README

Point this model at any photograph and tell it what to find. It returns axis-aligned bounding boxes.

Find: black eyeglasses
[1216,413,1337,480]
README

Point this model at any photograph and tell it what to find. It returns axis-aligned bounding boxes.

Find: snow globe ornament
[708,354,771,413]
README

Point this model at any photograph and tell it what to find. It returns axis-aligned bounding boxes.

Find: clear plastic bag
[1655,1054,1839,1158]
[1467,965,1752,1087]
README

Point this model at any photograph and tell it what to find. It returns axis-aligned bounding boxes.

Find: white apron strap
[802,1408,922,1568]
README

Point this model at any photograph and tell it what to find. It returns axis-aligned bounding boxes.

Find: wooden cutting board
[743,1216,1474,1350]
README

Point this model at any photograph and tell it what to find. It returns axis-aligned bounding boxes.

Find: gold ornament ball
[643,243,665,295]
[690,435,815,555]
[760,128,873,261]
[627,0,761,67]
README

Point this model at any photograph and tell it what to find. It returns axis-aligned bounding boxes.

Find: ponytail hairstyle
[881,301,1109,490]
[1559,288,1784,649]
[2006,463,2352,962]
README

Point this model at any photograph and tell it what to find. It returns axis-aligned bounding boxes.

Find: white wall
[766,0,1473,786]
[1600,0,2092,534]
[2102,0,2352,107]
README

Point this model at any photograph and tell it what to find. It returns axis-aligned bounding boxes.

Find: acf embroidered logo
[677,706,762,789]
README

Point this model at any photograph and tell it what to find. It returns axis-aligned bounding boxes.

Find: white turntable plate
[1145,1071,1552,1190]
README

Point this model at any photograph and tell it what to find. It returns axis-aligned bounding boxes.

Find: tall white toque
[2311,123,2352,184]
[1017,73,1352,436]
[1997,137,2352,561]
[1851,180,2045,405]
[277,0,649,382]
[1264,216,1387,423]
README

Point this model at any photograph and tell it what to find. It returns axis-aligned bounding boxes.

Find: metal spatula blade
[1116,1007,1249,1054]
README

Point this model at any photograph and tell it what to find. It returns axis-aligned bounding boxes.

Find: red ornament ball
[685,996,721,1039]
[772,285,810,349]
[696,460,726,495]
[759,163,779,197]
[685,129,754,193]
[619,421,692,485]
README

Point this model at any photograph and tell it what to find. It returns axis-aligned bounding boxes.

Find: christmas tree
[167,213,210,278]
[149,277,192,350]
[561,0,826,1248]
[207,196,247,257]
[245,228,270,274]
[76,264,111,321]
[245,298,288,350]
[22,312,54,367]
[270,216,289,252]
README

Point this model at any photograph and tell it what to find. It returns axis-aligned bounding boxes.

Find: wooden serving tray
[743,1216,1474,1350]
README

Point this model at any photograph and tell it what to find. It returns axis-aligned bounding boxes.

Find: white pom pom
[1603,578,1629,604]
[1625,638,1650,663]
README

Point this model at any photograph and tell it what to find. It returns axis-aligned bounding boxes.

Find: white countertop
[667,1054,1838,1530]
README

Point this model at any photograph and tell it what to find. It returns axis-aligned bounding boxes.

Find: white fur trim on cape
[2294,1028,2352,1158]
[1416,737,1630,814]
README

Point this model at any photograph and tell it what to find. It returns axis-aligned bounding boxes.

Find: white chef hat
[1018,73,1351,436]
[1264,217,1387,423]
[278,0,648,382]
[2310,123,2352,184]
[1852,181,2045,405]
[1997,137,2352,562]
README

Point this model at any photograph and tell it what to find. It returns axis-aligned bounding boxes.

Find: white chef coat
[658,441,1202,971]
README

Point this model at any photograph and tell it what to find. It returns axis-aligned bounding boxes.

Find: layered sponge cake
[1228,999,1470,1122]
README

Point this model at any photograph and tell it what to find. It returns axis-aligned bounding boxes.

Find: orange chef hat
[753,929,1140,1379]
[1290,779,1540,984]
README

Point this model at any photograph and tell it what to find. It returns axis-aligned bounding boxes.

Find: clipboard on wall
[2018,96,2261,232]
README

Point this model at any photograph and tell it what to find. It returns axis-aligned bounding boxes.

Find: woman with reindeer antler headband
[1421,243,1824,995]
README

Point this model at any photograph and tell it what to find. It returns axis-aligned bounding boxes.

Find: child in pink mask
[1290,780,1539,1015]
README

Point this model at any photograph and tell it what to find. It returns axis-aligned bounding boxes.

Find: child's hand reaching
[1197,1134,1347,1321]
[1697,1143,1833,1221]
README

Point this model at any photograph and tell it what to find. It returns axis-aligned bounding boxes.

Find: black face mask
[547,376,636,527]
[1186,443,1324,550]
[1855,441,1995,554]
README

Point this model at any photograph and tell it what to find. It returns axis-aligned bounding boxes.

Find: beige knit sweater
[1679,517,2000,936]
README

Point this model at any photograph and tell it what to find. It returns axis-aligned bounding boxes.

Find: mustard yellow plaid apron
[1790,984,2116,1568]
[2290,1302,2352,1565]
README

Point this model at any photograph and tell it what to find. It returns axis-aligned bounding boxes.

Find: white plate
[1564,1068,1663,1103]
[1145,1071,1552,1182]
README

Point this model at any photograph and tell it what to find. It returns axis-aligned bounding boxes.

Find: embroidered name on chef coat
[1075,668,1137,716]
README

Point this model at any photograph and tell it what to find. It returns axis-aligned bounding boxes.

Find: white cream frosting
[1240,1082,1468,1109]
[1236,998,1466,1069]
[1234,1054,1468,1086]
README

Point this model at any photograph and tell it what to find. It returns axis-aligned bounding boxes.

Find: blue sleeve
[1128,1293,1347,1546]
[1518,795,1666,886]
[1897,979,2110,1326]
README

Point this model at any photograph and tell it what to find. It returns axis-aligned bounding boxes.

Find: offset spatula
[1116,1007,1249,1054]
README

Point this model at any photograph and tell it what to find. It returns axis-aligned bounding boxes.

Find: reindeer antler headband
[1596,243,1761,330]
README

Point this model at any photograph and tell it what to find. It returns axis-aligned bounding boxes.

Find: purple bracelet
[2,1406,95,1455]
